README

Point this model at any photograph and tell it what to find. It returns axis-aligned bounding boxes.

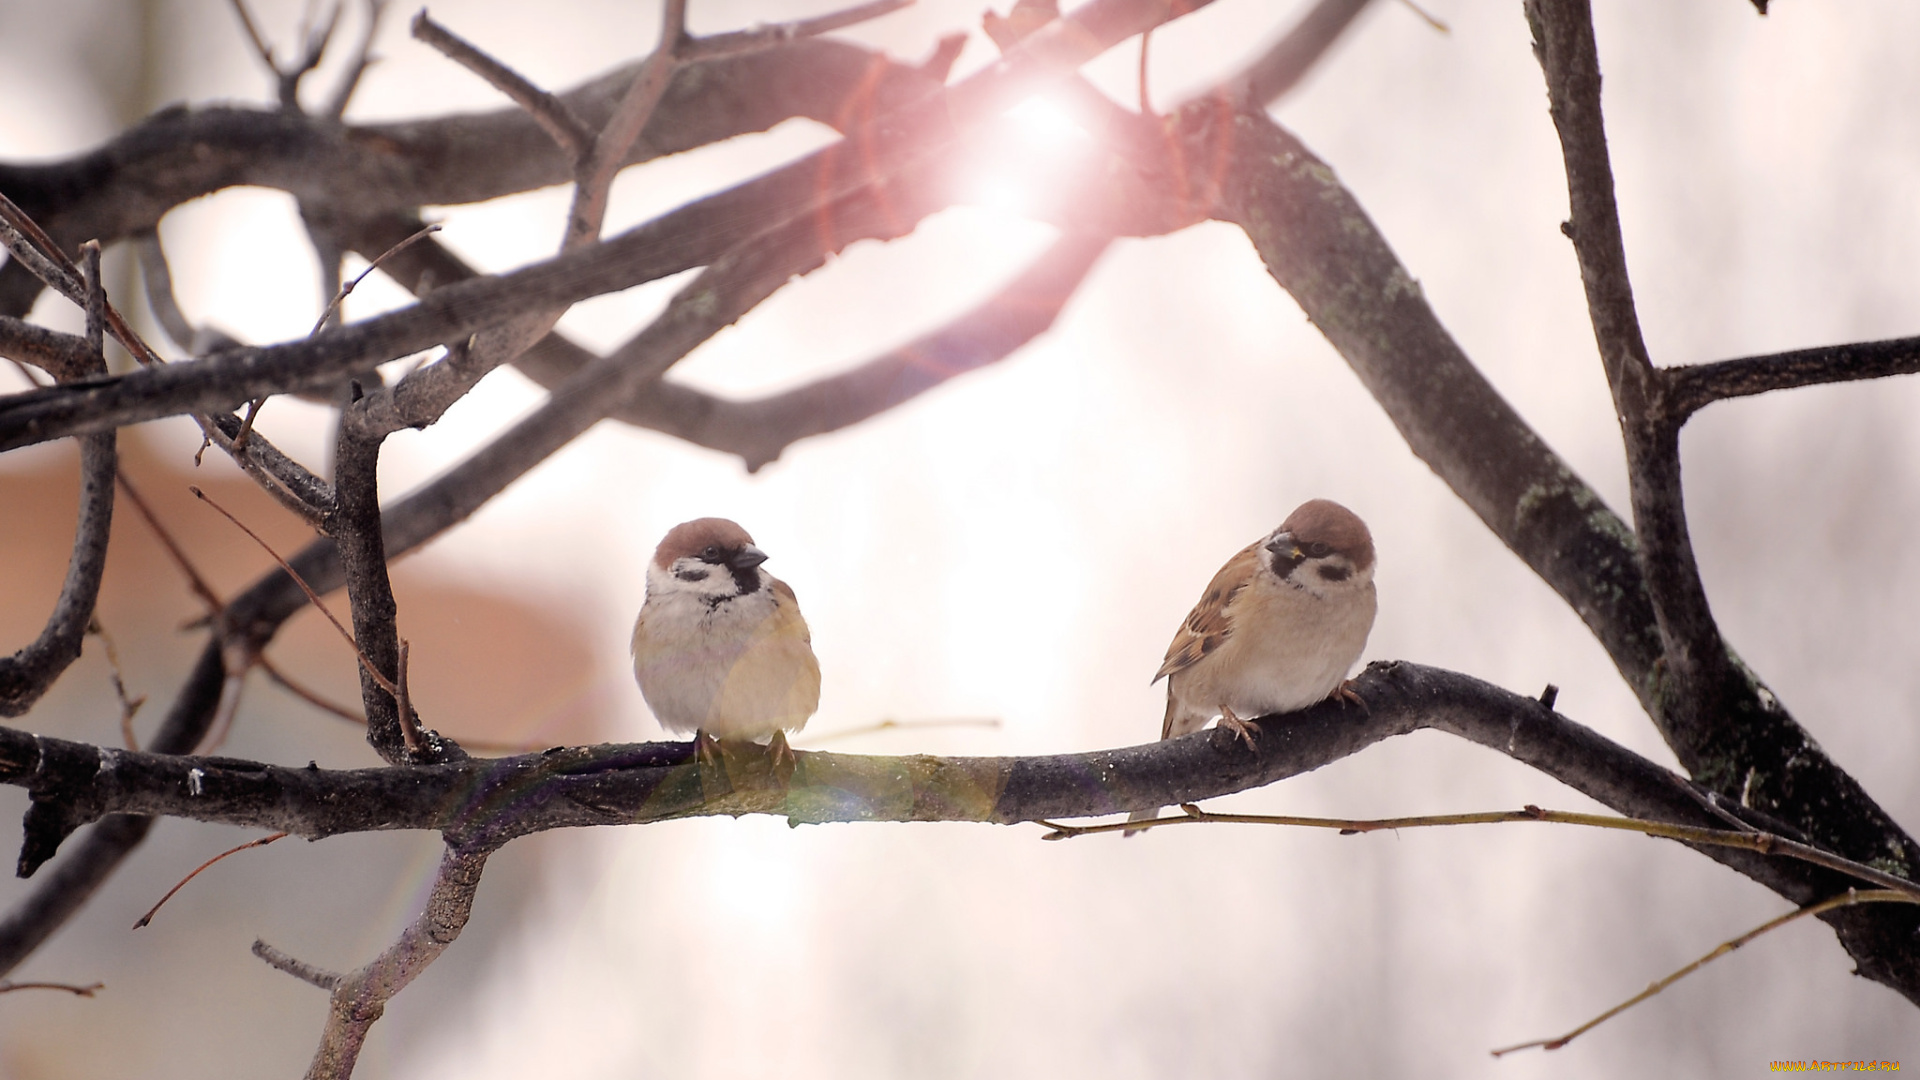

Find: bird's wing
[1153,541,1259,684]
[769,577,812,645]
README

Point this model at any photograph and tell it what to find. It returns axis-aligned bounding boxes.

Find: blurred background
[1,0,1918,1076]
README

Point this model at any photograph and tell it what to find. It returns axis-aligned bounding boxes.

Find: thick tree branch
[0,39,941,318]
[1187,98,1920,1001]
[1667,334,1920,420]
[1528,0,1743,774]
[0,318,94,381]
[0,663,1906,919]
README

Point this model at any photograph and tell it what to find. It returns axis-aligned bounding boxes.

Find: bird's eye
[701,544,722,561]
[1304,541,1333,558]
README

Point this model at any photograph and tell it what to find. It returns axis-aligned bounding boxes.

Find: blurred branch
[228,0,342,110]
[0,244,114,718]
[0,980,103,996]
[1667,334,1920,420]
[1220,0,1376,107]
[410,12,593,158]
[266,844,491,1080]
[0,317,94,381]
[322,0,392,120]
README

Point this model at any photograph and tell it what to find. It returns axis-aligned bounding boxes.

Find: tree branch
[1666,334,1920,420]
[276,843,491,1080]
[1221,0,1376,108]
[0,663,1906,923]
[1528,0,1744,773]
[0,244,115,717]
[1185,92,1920,1001]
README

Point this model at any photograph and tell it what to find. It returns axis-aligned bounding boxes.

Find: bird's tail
[1122,807,1161,838]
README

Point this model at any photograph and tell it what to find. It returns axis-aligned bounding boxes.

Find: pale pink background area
[1,1,1917,1076]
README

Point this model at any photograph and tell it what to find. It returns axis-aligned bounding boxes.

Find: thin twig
[188,486,399,698]
[252,939,341,991]
[1138,26,1153,115]
[676,0,913,61]
[133,833,288,929]
[290,845,491,1078]
[411,11,591,158]
[0,980,103,996]
[86,619,147,751]
[309,224,442,337]
[323,0,391,120]
[1393,0,1449,33]
[802,717,1002,745]
[1040,803,1920,902]
[231,221,448,449]
[395,639,423,755]
[1490,889,1915,1056]
[114,472,225,618]
[258,656,363,722]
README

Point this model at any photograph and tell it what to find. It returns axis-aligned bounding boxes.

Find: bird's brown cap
[653,517,757,570]
[1280,499,1374,572]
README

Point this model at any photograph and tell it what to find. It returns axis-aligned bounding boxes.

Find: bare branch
[676,0,914,62]
[322,0,391,120]
[563,0,687,253]
[1493,889,1914,1057]
[133,832,287,929]
[0,980,103,996]
[1046,804,1920,902]
[0,316,94,380]
[1528,0,1779,833]
[618,230,1110,471]
[253,939,341,991]
[1179,99,1920,997]
[289,845,490,1079]
[1220,0,1376,108]
[189,486,394,700]
[1667,333,1920,420]
[0,245,115,718]
[410,11,592,159]
[310,223,442,337]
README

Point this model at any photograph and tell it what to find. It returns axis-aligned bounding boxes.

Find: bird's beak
[729,545,770,571]
[1264,533,1300,560]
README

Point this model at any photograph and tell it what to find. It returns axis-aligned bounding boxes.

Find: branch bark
[1184,92,1920,1001]
[0,662,1902,919]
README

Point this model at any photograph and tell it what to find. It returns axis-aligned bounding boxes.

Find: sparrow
[631,518,821,761]
[1128,499,1377,832]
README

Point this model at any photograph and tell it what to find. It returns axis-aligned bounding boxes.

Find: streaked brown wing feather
[1153,542,1260,684]
[768,577,812,644]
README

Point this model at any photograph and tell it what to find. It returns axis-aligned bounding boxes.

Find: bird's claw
[1333,679,1369,714]
[1217,706,1260,751]
[768,730,797,787]
[693,730,733,799]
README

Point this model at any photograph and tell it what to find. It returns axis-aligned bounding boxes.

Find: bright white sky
[2,1,1918,1076]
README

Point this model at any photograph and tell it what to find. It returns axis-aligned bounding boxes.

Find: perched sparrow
[631,518,821,753]
[1128,499,1377,831]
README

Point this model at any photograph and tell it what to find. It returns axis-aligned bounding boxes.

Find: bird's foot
[1216,706,1260,751]
[693,730,733,799]
[1332,679,1369,714]
[767,730,797,787]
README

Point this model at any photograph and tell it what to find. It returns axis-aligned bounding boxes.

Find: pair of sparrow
[631,500,1377,790]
